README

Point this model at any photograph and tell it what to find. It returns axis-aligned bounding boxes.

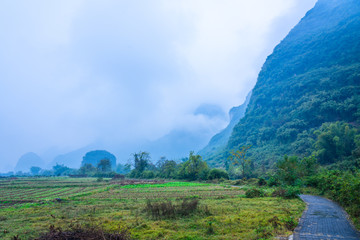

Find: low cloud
[0,0,316,171]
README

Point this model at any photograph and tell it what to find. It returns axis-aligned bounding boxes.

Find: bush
[112,174,125,180]
[141,170,155,179]
[308,170,360,225]
[208,169,229,180]
[145,198,200,219]
[272,187,301,199]
[233,179,244,186]
[282,216,297,231]
[257,177,267,186]
[268,176,281,187]
[246,178,259,185]
[94,172,117,178]
[245,188,265,198]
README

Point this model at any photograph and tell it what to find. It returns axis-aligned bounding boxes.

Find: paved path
[293,195,360,240]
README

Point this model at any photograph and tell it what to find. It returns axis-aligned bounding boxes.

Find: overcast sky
[0,0,317,172]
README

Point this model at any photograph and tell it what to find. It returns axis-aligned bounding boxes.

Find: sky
[0,0,317,172]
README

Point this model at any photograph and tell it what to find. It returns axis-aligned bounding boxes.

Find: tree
[82,150,117,170]
[134,151,150,172]
[30,166,41,175]
[129,151,151,178]
[229,145,252,178]
[97,159,112,172]
[156,157,178,179]
[276,155,300,185]
[299,155,318,177]
[79,163,97,175]
[314,122,358,164]
[208,168,229,180]
[178,152,209,180]
[116,163,131,174]
[53,164,72,176]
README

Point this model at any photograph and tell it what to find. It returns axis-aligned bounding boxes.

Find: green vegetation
[204,0,360,172]
[81,150,117,170]
[0,178,305,240]
[3,1,360,238]
[126,151,213,181]
[306,170,360,228]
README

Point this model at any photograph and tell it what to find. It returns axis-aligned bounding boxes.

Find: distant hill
[142,128,213,161]
[81,150,117,170]
[211,0,360,169]
[140,104,227,162]
[199,91,251,167]
[14,152,45,172]
[49,146,94,169]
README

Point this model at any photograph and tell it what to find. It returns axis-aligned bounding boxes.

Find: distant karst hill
[210,0,360,169]
[81,150,117,170]
[15,152,45,172]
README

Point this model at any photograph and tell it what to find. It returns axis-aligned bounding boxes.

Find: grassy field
[0,177,305,240]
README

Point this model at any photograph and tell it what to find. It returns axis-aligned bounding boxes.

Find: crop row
[0,186,103,201]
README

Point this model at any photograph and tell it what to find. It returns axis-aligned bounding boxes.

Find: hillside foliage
[213,0,360,171]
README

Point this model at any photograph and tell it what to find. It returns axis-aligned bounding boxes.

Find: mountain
[142,128,212,161]
[213,0,360,169]
[139,104,227,162]
[49,146,96,169]
[199,91,251,167]
[81,150,117,170]
[14,152,45,172]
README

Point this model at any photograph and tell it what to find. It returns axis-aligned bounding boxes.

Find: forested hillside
[214,0,360,171]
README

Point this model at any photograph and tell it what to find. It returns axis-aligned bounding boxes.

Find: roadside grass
[0,178,305,240]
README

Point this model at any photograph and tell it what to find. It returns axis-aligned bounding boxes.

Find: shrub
[233,179,244,186]
[208,169,229,180]
[272,187,300,199]
[268,176,281,187]
[178,198,199,216]
[282,216,297,231]
[141,170,155,179]
[257,177,267,186]
[308,170,360,224]
[246,178,259,185]
[255,225,273,239]
[145,198,200,219]
[206,221,214,235]
[245,188,265,198]
[268,216,281,229]
[112,174,125,180]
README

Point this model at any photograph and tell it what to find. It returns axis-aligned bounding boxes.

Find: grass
[0,177,305,239]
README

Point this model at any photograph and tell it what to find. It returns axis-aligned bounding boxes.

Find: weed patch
[145,198,204,219]
[245,188,265,198]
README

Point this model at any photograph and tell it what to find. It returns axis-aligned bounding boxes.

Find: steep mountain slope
[221,0,360,168]
[199,91,251,166]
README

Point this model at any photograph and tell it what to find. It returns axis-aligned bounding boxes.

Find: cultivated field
[0,177,305,239]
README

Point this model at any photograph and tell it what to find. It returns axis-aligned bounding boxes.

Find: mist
[0,0,317,172]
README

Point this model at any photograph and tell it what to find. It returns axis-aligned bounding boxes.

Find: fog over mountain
[0,0,316,172]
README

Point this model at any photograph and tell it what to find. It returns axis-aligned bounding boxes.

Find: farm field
[0,177,305,239]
